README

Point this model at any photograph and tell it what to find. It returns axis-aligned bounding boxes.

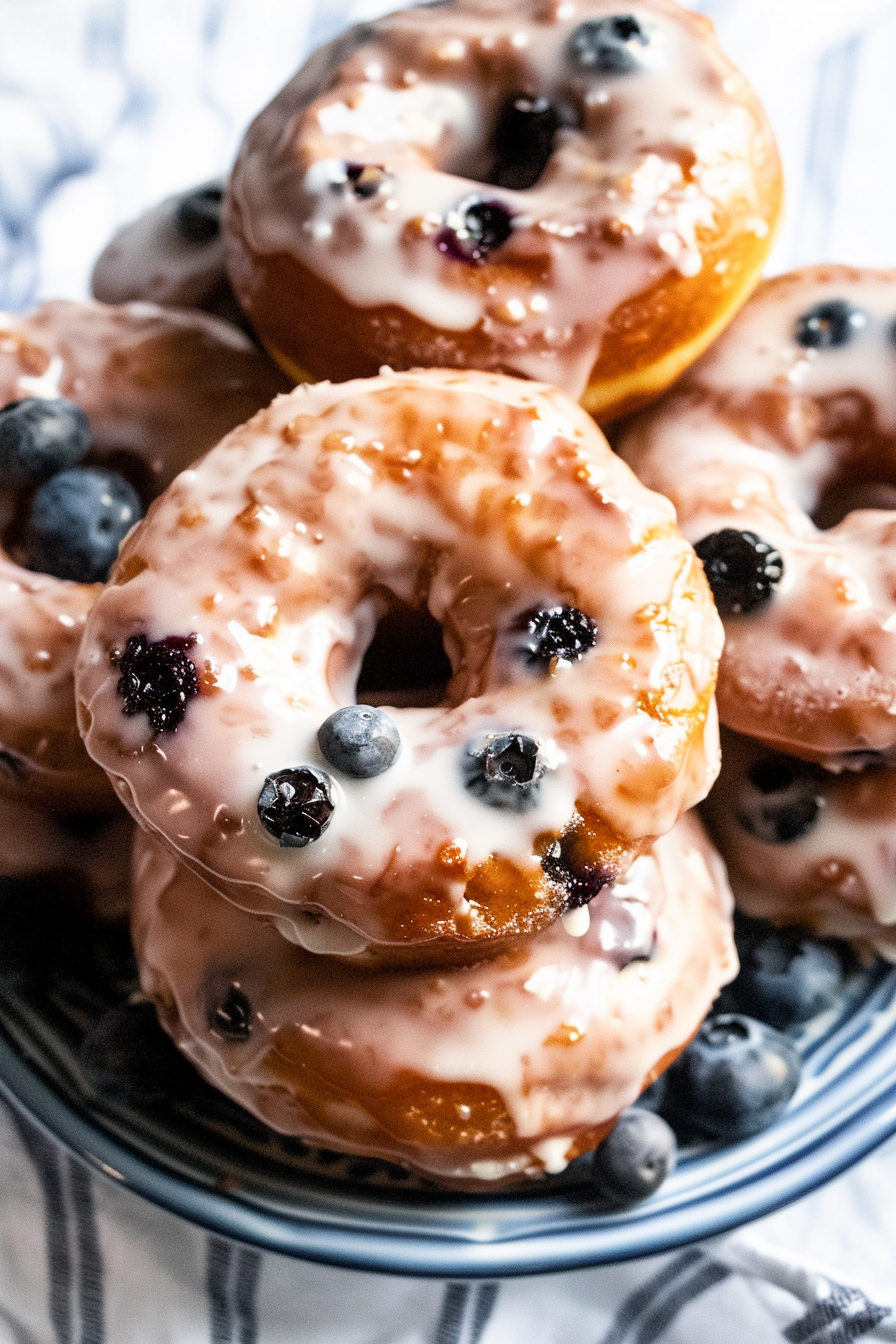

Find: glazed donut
[76,368,722,963]
[702,729,896,962]
[0,299,288,807]
[133,813,736,1183]
[225,0,781,420]
[91,182,245,329]
[619,266,896,765]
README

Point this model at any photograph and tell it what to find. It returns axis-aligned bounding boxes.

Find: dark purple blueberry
[257,766,335,846]
[491,94,562,191]
[541,840,613,909]
[79,1000,198,1103]
[318,705,401,778]
[664,1013,801,1140]
[115,632,199,733]
[737,756,824,845]
[464,731,543,811]
[0,397,90,486]
[24,466,142,582]
[694,528,783,615]
[437,199,514,264]
[521,605,598,665]
[567,15,650,74]
[208,982,253,1040]
[590,1108,677,1205]
[726,926,844,1028]
[345,163,390,198]
[795,299,867,350]
[174,185,223,243]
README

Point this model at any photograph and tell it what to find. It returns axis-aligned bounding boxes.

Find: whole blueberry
[491,94,562,191]
[737,756,824,845]
[694,528,783,615]
[437,198,514,264]
[795,299,867,350]
[115,633,199,734]
[590,1108,677,1205]
[522,605,598,665]
[258,766,335,846]
[567,15,650,73]
[464,731,543,811]
[0,397,90,487]
[726,926,844,1028]
[318,705,401,778]
[174,185,223,243]
[24,466,143,583]
[664,1014,801,1140]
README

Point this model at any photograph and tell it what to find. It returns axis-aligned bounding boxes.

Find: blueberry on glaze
[725,923,844,1029]
[0,397,90,487]
[208,982,253,1041]
[567,15,650,74]
[590,1108,677,1206]
[542,839,613,909]
[522,605,598,665]
[795,299,867,350]
[174,185,223,243]
[491,94,562,191]
[24,466,143,583]
[115,633,199,733]
[694,528,783,615]
[663,1013,801,1140]
[345,163,390,198]
[257,766,335,846]
[437,199,514,264]
[464,732,543,811]
[737,756,824,845]
[318,705,400,778]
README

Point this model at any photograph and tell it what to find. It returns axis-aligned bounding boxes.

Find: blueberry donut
[92,182,245,328]
[703,729,896,962]
[619,266,896,765]
[225,0,781,420]
[0,300,288,807]
[132,813,736,1183]
[76,368,723,963]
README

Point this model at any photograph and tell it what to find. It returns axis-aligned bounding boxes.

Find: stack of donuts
[15,0,876,1190]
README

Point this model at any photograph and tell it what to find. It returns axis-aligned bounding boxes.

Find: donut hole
[355,603,452,708]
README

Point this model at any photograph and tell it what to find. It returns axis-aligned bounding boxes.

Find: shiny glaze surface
[76,368,722,958]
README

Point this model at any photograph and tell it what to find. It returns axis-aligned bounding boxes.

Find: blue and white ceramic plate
[0,881,895,1278]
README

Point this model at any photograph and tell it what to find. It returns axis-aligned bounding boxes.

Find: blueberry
[521,605,598,665]
[437,199,514,264]
[344,163,390,198]
[79,1000,198,1103]
[664,1013,801,1140]
[208,982,253,1040]
[24,466,143,583]
[727,926,844,1028]
[174,185,223,243]
[464,732,543,810]
[0,397,90,487]
[590,1109,677,1205]
[694,528,783,615]
[795,299,867,350]
[258,766,335,846]
[567,15,650,74]
[318,705,401,778]
[115,632,199,733]
[491,94,561,191]
[542,840,613,908]
[737,756,824,845]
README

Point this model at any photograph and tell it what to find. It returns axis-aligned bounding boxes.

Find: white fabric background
[2,0,896,1339]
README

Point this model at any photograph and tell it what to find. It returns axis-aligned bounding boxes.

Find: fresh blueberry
[567,15,650,73]
[79,1000,199,1103]
[737,756,824,845]
[174,185,223,243]
[258,767,335,846]
[464,731,543,810]
[318,705,401,778]
[590,1109,677,1205]
[664,1013,801,1140]
[694,528,783,615]
[208,982,253,1040]
[344,163,390,198]
[491,94,561,191]
[521,605,598,665]
[437,198,514,264]
[726,925,844,1028]
[0,397,90,487]
[24,466,143,583]
[115,632,199,733]
[795,299,867,350]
